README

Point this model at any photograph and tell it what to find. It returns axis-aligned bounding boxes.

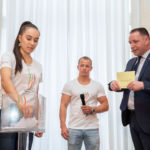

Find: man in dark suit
[109,27,150,150]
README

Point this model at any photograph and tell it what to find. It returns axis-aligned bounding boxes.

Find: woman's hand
[35,132,43,137]
[22,104,34,118]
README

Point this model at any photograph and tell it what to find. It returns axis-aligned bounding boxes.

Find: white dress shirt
[128,50,150,110]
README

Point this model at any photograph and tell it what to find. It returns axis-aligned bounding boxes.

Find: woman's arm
[1,67,19,102]
[34,86,43,138]
[1,67,33,118]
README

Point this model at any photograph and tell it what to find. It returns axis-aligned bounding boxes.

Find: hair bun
[20,21,32,28]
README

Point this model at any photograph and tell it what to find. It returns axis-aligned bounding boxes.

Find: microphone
[80,94,86,105]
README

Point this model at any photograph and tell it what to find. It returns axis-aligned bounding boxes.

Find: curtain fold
[0,0,135,149]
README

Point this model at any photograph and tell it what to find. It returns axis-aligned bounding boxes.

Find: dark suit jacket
[110,53,150,134]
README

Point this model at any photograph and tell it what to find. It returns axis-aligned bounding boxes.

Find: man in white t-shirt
[59,56,109,150]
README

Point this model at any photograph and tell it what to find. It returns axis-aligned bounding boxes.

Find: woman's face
[19,27,40,55]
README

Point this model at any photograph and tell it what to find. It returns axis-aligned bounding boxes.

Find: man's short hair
[130,27,150,38]
[78,56,92,66]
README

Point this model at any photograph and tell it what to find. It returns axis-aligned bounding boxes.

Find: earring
[18,42,21,47]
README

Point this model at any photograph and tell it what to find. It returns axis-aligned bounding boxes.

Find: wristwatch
[91,107,95,114]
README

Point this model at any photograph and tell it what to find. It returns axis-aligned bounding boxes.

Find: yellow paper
[117,71,135,89]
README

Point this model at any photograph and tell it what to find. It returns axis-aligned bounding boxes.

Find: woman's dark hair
[13,21,39,74]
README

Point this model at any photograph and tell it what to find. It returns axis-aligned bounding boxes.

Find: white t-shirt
[0,51,42,108]
[62,79,106,129]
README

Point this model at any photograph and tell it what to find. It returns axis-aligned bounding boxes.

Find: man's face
[77,59,92,77]
[129,31,148,56]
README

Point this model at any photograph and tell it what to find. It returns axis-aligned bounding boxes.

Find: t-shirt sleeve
[0,51,13,69]
[62,82,72,96]
[40,73,43,83]
[35,61,43,83]
[39,65,43,83]
[97,83,106,98]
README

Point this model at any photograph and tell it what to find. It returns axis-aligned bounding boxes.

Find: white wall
[131,0,150,33]
[130,0,140,28]
[140,0,150,32]
[0,0,2,34]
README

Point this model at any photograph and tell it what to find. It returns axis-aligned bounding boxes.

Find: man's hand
[110,81,121,91]
[59,94,70,140]
[81,105,92,114]
[61,126,69,140]
[127,81,144,91]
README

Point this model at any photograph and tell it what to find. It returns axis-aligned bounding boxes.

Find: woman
[0,21,43,150]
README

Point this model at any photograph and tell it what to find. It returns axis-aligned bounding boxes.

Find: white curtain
[0,0,136,150]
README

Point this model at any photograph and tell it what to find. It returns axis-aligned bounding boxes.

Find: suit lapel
[138,53,150,80]
[126,58,137,71]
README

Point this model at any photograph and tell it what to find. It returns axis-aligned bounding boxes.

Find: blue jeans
[68,128,100,150]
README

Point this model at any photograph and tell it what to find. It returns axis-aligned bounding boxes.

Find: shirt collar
[142,49,150,59]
